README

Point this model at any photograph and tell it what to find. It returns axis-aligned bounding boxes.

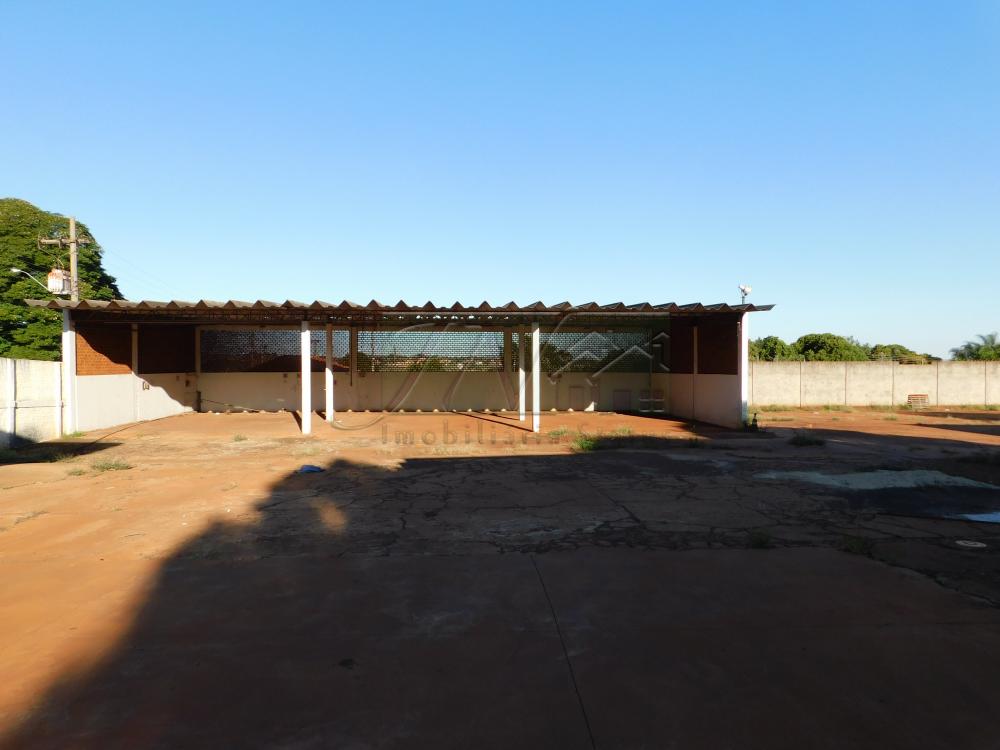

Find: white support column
[531,322,541,433]
[131,323,139,423]
[300,320,312,434]
[325,323,334,423]
[518,327,526,422]
[738,313,749,425]
[61,309,76,435]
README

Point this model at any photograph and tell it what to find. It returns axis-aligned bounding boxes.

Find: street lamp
[9,267,67,295]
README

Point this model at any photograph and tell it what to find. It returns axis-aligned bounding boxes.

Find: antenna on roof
[738,284,752,305]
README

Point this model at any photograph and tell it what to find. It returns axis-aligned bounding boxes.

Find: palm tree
[950,332,1000,361]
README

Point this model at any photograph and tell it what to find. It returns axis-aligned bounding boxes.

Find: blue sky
[2,1,998,357]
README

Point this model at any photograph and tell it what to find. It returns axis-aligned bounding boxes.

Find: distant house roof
[27,298,773,324]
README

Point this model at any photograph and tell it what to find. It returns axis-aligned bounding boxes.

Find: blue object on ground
[298,464,325,473]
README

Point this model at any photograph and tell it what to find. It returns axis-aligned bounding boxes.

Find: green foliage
[752,334,939,363]
[793,333,869,361]
[868,343,936,364]
[747,529,773,549]
[571,434,598,452]
[950,333,1000,361]
[749,335,797,361]
[839,535,875,556]
[0,198,121,360]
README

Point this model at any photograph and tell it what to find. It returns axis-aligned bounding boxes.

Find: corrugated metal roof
[26,298,773,315]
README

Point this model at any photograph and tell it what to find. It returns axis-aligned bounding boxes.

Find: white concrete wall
[694,374,741,428]
[749,361,1000,407]
[139,374,196,420]
[669,373,741,428]
[76,374,136,432]
[0,358,63,447]
[73,372,193,433]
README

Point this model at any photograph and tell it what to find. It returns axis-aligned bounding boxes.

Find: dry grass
[91,458,133,473]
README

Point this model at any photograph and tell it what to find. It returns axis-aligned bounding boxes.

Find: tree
[792,333,869,361]
[749,335,796,361]
[950,333,1000,361]
[868,343,937,364]
[0,198,121,360]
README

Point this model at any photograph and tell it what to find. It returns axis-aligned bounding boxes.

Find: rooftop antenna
[738,284,752,305]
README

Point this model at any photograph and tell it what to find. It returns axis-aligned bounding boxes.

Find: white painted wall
[750,361,1000,407]
[76,374,135,432]
[669,373,741,428]
[0,358,63,446]
[139,374,196,420]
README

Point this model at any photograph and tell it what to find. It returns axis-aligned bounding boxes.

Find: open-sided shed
[27,298,772,434]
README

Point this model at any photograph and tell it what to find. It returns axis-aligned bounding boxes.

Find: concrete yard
[2,408,1000,748]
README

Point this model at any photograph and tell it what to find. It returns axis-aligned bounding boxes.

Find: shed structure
[27,299,772,434]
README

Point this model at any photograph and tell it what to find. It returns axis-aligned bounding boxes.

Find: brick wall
[76,324,132,376]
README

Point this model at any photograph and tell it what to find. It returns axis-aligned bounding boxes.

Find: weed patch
[840,535,875,556]
[548,426,571,438]
[571,434,598,452]
[233,434,249,442]
[92,458,133,472]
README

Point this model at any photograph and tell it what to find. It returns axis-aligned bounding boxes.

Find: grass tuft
[748,529,773,549]
[823,404,851,412]
[548,426,571,438]
[840,535,875,556]
[788,432,826,447]
[67,468,87,476]
[755,404,797,412]
[571,434,598,452]
[611,426,633,436]
[92,458,133,472]
[233,434,249,442]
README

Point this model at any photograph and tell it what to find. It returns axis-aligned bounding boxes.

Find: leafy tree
[749,335,797,361]
[792,333,869,361]
[0,198,121,360]
[950,333,1000,361]
[868,343,938,364]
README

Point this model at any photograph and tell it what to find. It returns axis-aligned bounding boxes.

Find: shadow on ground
[0,441,121,465]
[5,437,1000,748]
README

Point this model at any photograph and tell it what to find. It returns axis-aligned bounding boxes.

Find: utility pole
[38,217,88,301]
[68,217,79,302]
